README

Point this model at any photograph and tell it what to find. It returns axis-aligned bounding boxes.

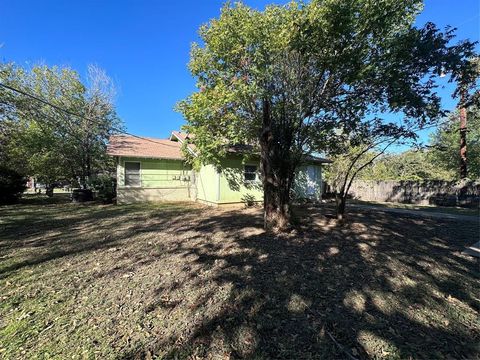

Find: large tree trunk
[45,184,54,197]
[262,167,291,231]
[260,99,292,231]
[335,192,346,221]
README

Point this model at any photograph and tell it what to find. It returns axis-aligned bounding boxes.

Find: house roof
[170,131,190,142]
[108,132,331,164]
[304,154,332,164]
[227,144,331,164]
[170,131,197,155]
[107,135,184,160]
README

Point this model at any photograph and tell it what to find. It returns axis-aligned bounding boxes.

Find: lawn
[1,195,479,359]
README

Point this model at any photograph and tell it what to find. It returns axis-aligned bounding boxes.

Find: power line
[0,82,179,148]
[1,82,84,120]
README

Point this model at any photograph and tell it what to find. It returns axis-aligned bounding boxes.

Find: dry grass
[0,195,479,359]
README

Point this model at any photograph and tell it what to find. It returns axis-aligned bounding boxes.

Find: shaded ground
[351,199,479,217]
[0,195,479,359]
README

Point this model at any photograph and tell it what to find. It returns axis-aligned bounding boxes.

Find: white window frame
[244,164,257,182]
[124,161,142,187]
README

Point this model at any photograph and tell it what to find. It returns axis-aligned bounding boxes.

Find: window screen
[125,162,141,186]
[244,165,257,181]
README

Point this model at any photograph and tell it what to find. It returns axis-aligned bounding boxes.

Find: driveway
[348,203,479,222]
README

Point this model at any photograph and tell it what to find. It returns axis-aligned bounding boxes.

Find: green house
[107,131,330,205]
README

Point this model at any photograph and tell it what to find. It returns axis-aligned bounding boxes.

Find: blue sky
[1,0,478,143]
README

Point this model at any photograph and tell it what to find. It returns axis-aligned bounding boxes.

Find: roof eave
[107,153,185,161]
[170,131,198,157]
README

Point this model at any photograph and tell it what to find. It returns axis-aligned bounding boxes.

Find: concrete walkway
[462,241,480,258]
[348,203,479,222]
[348,204,480,257]
[346,202,479,258]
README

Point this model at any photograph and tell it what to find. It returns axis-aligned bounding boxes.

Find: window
[244,165,257,181]
[125,162,141,187]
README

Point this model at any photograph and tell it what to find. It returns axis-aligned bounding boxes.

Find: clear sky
[1,0,478,142]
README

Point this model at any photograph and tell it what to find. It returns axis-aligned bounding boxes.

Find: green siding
[215,157,323,204]
[116,155,323,204]
[117,157,191,188]
[195,163,219,203]
[218,157,263,203]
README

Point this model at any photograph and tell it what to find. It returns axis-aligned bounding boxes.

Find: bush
[89,175,116,203]
[241,193,257,207]
[0,166,27,204]
[71,188,94,202]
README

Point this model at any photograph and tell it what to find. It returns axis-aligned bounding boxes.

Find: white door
[306,166,317,196]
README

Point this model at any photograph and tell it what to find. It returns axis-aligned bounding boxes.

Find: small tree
[325,121,416,220]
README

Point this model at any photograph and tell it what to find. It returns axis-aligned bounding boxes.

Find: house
[107,131,330,205]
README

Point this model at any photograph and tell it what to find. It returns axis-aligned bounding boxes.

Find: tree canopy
[0,63,122,192]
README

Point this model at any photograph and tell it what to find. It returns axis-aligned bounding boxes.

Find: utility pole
[459,89,467,179]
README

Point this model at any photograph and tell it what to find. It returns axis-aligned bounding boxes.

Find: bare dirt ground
[0,195,479,359]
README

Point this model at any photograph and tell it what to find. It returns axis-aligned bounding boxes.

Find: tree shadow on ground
[118,206,479,359]
[1,198,478,359]
[0,196,201,278]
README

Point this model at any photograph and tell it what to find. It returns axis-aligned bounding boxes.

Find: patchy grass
[0,195,479,359]
[351,199,479,217]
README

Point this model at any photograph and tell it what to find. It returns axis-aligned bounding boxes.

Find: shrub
[89,175,116,203]
[241,193,257,207]
[0,166,27,204]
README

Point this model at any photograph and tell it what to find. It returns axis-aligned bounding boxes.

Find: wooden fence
[347,180,480,209]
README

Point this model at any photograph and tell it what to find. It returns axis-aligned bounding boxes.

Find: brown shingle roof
[304,154,332,164]
[227,144,331,163]
[108,132,331,163]
[107,135,184,160]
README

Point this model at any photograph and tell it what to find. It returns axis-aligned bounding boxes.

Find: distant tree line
[326,106,480,185]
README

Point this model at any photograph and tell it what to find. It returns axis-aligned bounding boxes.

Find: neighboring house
[107,131,330,205]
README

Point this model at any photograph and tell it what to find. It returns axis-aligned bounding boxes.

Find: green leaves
[0,62,122,187]
[178,0,478,218]
[429,107,480,180]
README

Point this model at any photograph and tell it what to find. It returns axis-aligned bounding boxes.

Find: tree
[326,107,479,219]
[0,64,31,176]
[324,120,417,220]
[18,121,66,194]
[0,165,27,204]
[177,0,476,229]
[356,150,455,181]
[454,57,480,179]
[0,63,122,191]
[74,65,120,187]
[430,106,480,180]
